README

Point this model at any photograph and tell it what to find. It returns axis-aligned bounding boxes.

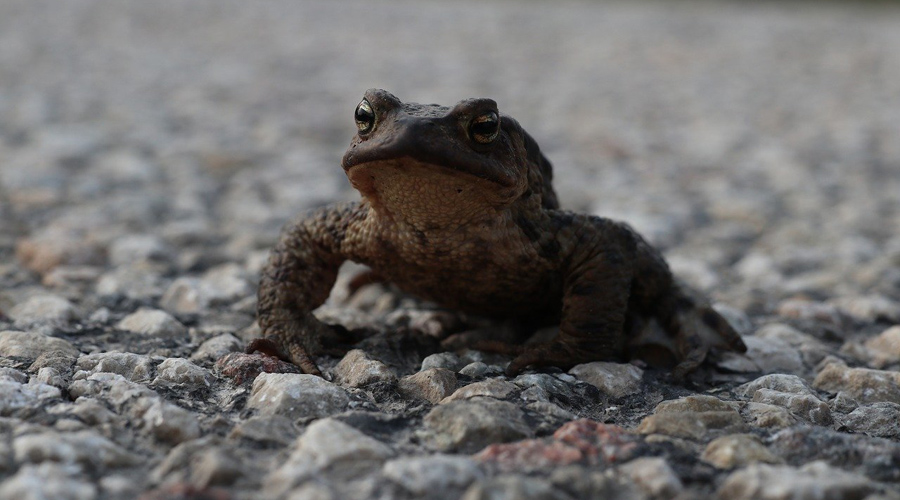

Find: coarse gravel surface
[2,0,900,499]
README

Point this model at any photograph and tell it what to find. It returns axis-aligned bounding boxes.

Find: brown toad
[249,89,746,378]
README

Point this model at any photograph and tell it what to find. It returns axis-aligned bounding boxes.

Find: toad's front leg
[249,203,365,376]
[506,225,634,376]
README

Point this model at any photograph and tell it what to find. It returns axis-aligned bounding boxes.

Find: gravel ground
[2,0,900,499]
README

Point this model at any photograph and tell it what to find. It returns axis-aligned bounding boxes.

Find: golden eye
[354,99,376,135]
[469,111,500,144]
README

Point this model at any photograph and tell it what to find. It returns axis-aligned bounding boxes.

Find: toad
[248,89,746,378]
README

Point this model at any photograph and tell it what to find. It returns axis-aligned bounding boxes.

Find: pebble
[716,461,874,500]
[16,230,105,275]
[830,295,900,323]
[107,234,173,268]
[741,403,798,429]
[153,357,214,389]
[425,398,533,453]
[751,389,832,426]
[246,373,350,420]
[637,395,745,440]
[13,429,137,471]
[738,336,806,375]
[382,455,484,495]
[116,308,187,339]
[160,264,253,314]
[617,457,683,499]
[813,359,900,404]
[461,475,567,500]
[189,333,243,363]
[0,330,79,360]
[568,362,644,398]
[8,294,79,328]
[734,373,816,398]
[334,349,397,387]
[228,415,298,447]
[842,402,900,439]
[701,434,783,469]
[0,462,98,500]
[265,418,394,496]
[862,325,900,368]
[440,379,519,403]
[421,352,465,372]
[75,352,155,383]
[141,399,202,444]
[398,368,457,403]
[0,379,62,416]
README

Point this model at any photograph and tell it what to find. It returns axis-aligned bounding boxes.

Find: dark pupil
[471,113,499,140]
[356,107,373,123]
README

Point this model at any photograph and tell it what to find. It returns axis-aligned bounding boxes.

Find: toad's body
[251,89,746,377]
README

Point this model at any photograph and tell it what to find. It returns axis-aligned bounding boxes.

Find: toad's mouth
[341,139,518,189]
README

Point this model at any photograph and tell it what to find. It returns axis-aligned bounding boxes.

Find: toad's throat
[346,158,516,229]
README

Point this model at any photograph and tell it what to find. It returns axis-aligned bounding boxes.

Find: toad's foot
[246,323,369,376]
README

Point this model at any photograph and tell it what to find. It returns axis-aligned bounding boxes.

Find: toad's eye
[468,111,500,144]
[354,99,376,135]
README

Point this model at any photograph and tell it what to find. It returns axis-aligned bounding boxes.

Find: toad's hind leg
[654,286,748,379]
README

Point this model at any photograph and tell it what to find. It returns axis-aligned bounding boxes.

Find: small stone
[383,455,484,495]
[9,294,79,328]
[265,418,394,496]
[618,457,683,499]
[637,395,745,440]
[160,264,253,314]
[247,373,350,420]
[0,368,27,383]
[514,373,575,403]
[461,475,566,500]
[440,379,518,403]
[458,361,491,378]
[116,308,187,339]
[475,439,583,471]
[75,352,155,382]
[863,325,900,368]
[740,336,806,375]
[425,398,533,453]
[742,402,798,429]
[66,398,119,427]
[421,352,464,372]
[35,367,67,388]
[0,462,98,500]
[754,323,830,368]
[701,434,783,469]
[398,368,457,403]
[142,399,202,444]
[0,330,79,360]
[751,388,832,425]
[716,461,874,500]
[831,294,900,323]
[0,379,62,417]
[153,358,214,389]
[776,299,846,326]
[734,373,815,398]
[813,359,900,404]
[334,349,397,387]
[228,415,298,447]
[829,391,860,414]
[16,229,105,275]
[107,234,173,267]
[13,429,137,471]
[189,448,244,487]
[190,333,243,363]
[67,373,158,411]
[569,362,643,398]
[95,267,168,300]
[842,402,900,439]
[554,419,638,460]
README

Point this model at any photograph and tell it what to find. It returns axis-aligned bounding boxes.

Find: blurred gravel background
[2,1,900,499]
